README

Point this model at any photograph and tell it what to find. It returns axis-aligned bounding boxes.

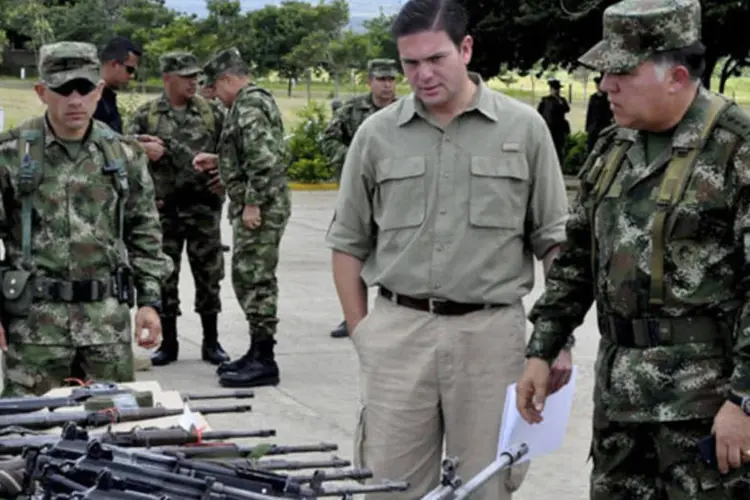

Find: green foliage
[117,91,144,132]
[285,101,333,183]
[562,131,588,177]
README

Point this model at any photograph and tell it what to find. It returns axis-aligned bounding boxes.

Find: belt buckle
[428,297,448,314]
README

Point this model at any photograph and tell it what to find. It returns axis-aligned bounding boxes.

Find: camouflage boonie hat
[202,47,244,86]
[578,0,701,74]
[160,51,201,76]
[367,59,398,78]
[38,41,100,88]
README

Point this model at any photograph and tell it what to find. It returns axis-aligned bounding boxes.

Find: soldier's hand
[242,205,261,229]
[137,134,163,145]
[193,152,218,172]
[0,322,6,352]
[142,142,165,162]
[548,349,573,394]
[134,306,162,349]
[712,400,750,474]
[207,169,224,195]
[516,358,550,424]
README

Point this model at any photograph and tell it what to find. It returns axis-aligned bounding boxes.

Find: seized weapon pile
[0,382,410,499]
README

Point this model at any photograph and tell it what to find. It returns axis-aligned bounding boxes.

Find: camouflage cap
[38,41,100,88]
[367,59,398,78]
[202,47,244,86]
[578,0,701,74]
[160,51,201,76]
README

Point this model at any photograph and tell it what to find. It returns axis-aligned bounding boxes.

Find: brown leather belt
[379,287,497,316]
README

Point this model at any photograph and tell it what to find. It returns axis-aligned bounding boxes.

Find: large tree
[459,0,750,91]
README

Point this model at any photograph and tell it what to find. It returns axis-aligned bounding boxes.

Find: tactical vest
[581,93,732,307]
[146,95,215,137]
[0,117,132,314]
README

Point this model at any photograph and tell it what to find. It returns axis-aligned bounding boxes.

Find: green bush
[285,100,333,183]
[562,131,589,176]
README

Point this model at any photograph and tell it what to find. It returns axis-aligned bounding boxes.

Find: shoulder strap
[146,100,160,135]
[97,133,130,265]
[16,117,46,270]
[649,92,731,306]
[193,96,216,136]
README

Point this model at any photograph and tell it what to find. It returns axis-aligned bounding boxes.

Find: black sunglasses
[50,79,97,97]
[124,65,136,75]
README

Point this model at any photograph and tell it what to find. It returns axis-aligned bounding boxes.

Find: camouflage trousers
[2,343,134,397]
[230,201,289,339]
[590,417,750,499]
[159,203,224,317]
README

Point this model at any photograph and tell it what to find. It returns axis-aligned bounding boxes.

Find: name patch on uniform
[501,143,520,152]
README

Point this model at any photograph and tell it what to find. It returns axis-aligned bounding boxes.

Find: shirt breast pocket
[469,154,529,229]
[374,156,427,231]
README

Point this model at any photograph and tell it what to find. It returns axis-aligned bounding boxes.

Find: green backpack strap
[193,95,216,136]
[146,99,160,135]
[648,93,730,306]
[16,118,45,270]
[97,131,130,265]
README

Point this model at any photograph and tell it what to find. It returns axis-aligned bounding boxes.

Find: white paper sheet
[498,365,577,463]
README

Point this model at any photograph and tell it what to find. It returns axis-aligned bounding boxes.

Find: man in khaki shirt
[325,0,573,498]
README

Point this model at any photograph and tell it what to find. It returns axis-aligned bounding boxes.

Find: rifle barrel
[0,403,252,431]
[181,389,255,400]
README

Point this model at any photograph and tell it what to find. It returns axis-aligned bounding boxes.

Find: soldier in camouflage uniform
[321,58,399,339]
[516,1,750,498]
[126,52,230,368]
[194,48,291,388]
[0,42,172,396]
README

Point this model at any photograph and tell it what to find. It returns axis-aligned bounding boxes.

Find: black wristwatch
[727,391,750,415]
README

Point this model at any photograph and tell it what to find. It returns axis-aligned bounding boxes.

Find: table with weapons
[0,380,528,499]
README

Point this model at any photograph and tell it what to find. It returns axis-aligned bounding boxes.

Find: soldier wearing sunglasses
[0,42,173,397]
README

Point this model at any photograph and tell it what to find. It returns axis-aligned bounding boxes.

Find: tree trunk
[287,78,293,97]
[305,68,312,104]
[719,58,738,94]
[702,52,719,90]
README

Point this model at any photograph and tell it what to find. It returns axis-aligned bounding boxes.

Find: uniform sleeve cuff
[525,322,569,363]
[136,280,161,307]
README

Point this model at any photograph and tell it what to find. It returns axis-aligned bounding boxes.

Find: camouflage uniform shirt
[526,88,750,422]
[0,117,173,345]
[218,83,289,219]
[321,94,391,178]
[126,94,226,204]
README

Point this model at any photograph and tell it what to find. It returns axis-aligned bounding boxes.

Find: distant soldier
[126,52,230,367]
[194,48,291,388]
[321,58,399,339]
[585,75,614,153]
[0,42,172,396]
[537,78,570,165]
[198,74,216,101]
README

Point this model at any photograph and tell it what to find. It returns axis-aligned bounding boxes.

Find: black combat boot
[151,316,178,366]
[201,313,230,365]
[216,338,254,376]
[330,320,348,338]
[218,337,280,388]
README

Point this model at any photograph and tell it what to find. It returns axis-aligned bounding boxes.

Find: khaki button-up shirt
[326,74,568,304]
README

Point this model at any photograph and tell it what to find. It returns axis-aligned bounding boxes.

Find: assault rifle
[24,436,411,499]
[0,403,252,431]
[0,383,254,415]
[154,441,339,459]
[0,421,276,456]
[421,443,529,500]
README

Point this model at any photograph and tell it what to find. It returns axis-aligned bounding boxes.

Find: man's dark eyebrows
[401,51,451,64]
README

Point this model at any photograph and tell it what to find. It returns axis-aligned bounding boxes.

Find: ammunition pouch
[599,314,730,348]
[2,270,34,317]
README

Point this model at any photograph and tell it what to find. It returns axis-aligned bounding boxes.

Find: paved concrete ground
[135,190,599,499]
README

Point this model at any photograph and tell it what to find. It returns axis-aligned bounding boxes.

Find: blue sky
[163,0,402,18]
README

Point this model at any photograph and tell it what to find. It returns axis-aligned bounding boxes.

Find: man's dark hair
[651,41,706,82]
[390,0,468,46]
[100,36,142,64]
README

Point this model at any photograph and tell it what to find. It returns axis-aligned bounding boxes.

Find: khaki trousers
[351,295,531,500]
